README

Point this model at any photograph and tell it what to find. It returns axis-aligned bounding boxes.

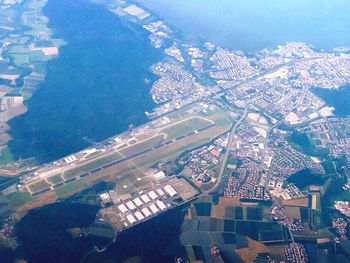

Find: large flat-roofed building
[126,214,136,224]
[133,197,143,207]
[118,204,128,213]
[156,200,167,211]
[122,4,150,20]
[156,188,165,196]
[141,194,151,203]
[154,171,166,181]
[148,191,158,200]
[164,185,177,197]
[142,207,152,217]
[134,211,145,221]
[126,201,136,210]
[149,204,159,214]
[64,155,77,164]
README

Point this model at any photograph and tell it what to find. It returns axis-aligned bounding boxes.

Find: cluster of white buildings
[101,184,179,229]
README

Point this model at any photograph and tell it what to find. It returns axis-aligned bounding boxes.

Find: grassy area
[119,135,164,157]
[6,192,32,208]
[28,50,50,63]
[63,152,124,180]
[47,175,64,185]
[8,45,27,53]
[10,53,28,66]
[160,117,213,139]
[0,148,14,165]
[215,117,232,127]
[28,180,51,193]
[55,179,88,198]
[287,131,330,159]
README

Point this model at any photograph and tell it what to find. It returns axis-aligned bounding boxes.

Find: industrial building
[99,177,199,232]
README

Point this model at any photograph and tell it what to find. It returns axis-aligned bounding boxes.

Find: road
[204,107,248,194]
[23,49,326,197]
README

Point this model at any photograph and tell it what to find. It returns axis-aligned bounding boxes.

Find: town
[1,0,350,262]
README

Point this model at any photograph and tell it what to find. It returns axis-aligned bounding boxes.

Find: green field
[55,179,88,198]
[10,53,28,66]
[28,50,50,63]
[8,45,27,53]
[119,135,164,157]
[28,180,51,193]
[47,175,64,185]
[6,192,32,207]
[63,152,124,180]
[0,148,14,165]
[160,117,213,139]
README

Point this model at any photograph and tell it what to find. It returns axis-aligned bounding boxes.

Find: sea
[311,84,350,117]
[7,0,350,163]
[136,0,350,52]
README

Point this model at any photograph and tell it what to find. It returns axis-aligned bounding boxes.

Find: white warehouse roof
[141,194,151,203]
[164,185,177,197]
[126,214,136,224]
[133,197,143,207]
[134,211,145,221]
[149,204,159,214]
[118,204,128,213]
[126,201,136,210]
[156,200,167,211]
[148,191,158,200]
[156,189,165,196]
[142,207,152,217]
[154,171,166,180]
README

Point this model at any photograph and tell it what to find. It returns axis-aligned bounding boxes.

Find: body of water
[8,0,161,163]
[136,0,350,52]
[287,168,327,189]
[311,84,350,117]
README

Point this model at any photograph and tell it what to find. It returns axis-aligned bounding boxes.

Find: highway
[27,52,326,197]
[204,107,248,194]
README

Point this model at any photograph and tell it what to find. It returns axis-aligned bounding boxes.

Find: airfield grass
[28,180,51,193]
[6,192,32,208]
[63,135,165,181]
[160,117,213,139]
[63,151,125,180]
[83,112,231,187]
[47,175,64,185]
[55,179,88,198]
[119,134,164,157]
